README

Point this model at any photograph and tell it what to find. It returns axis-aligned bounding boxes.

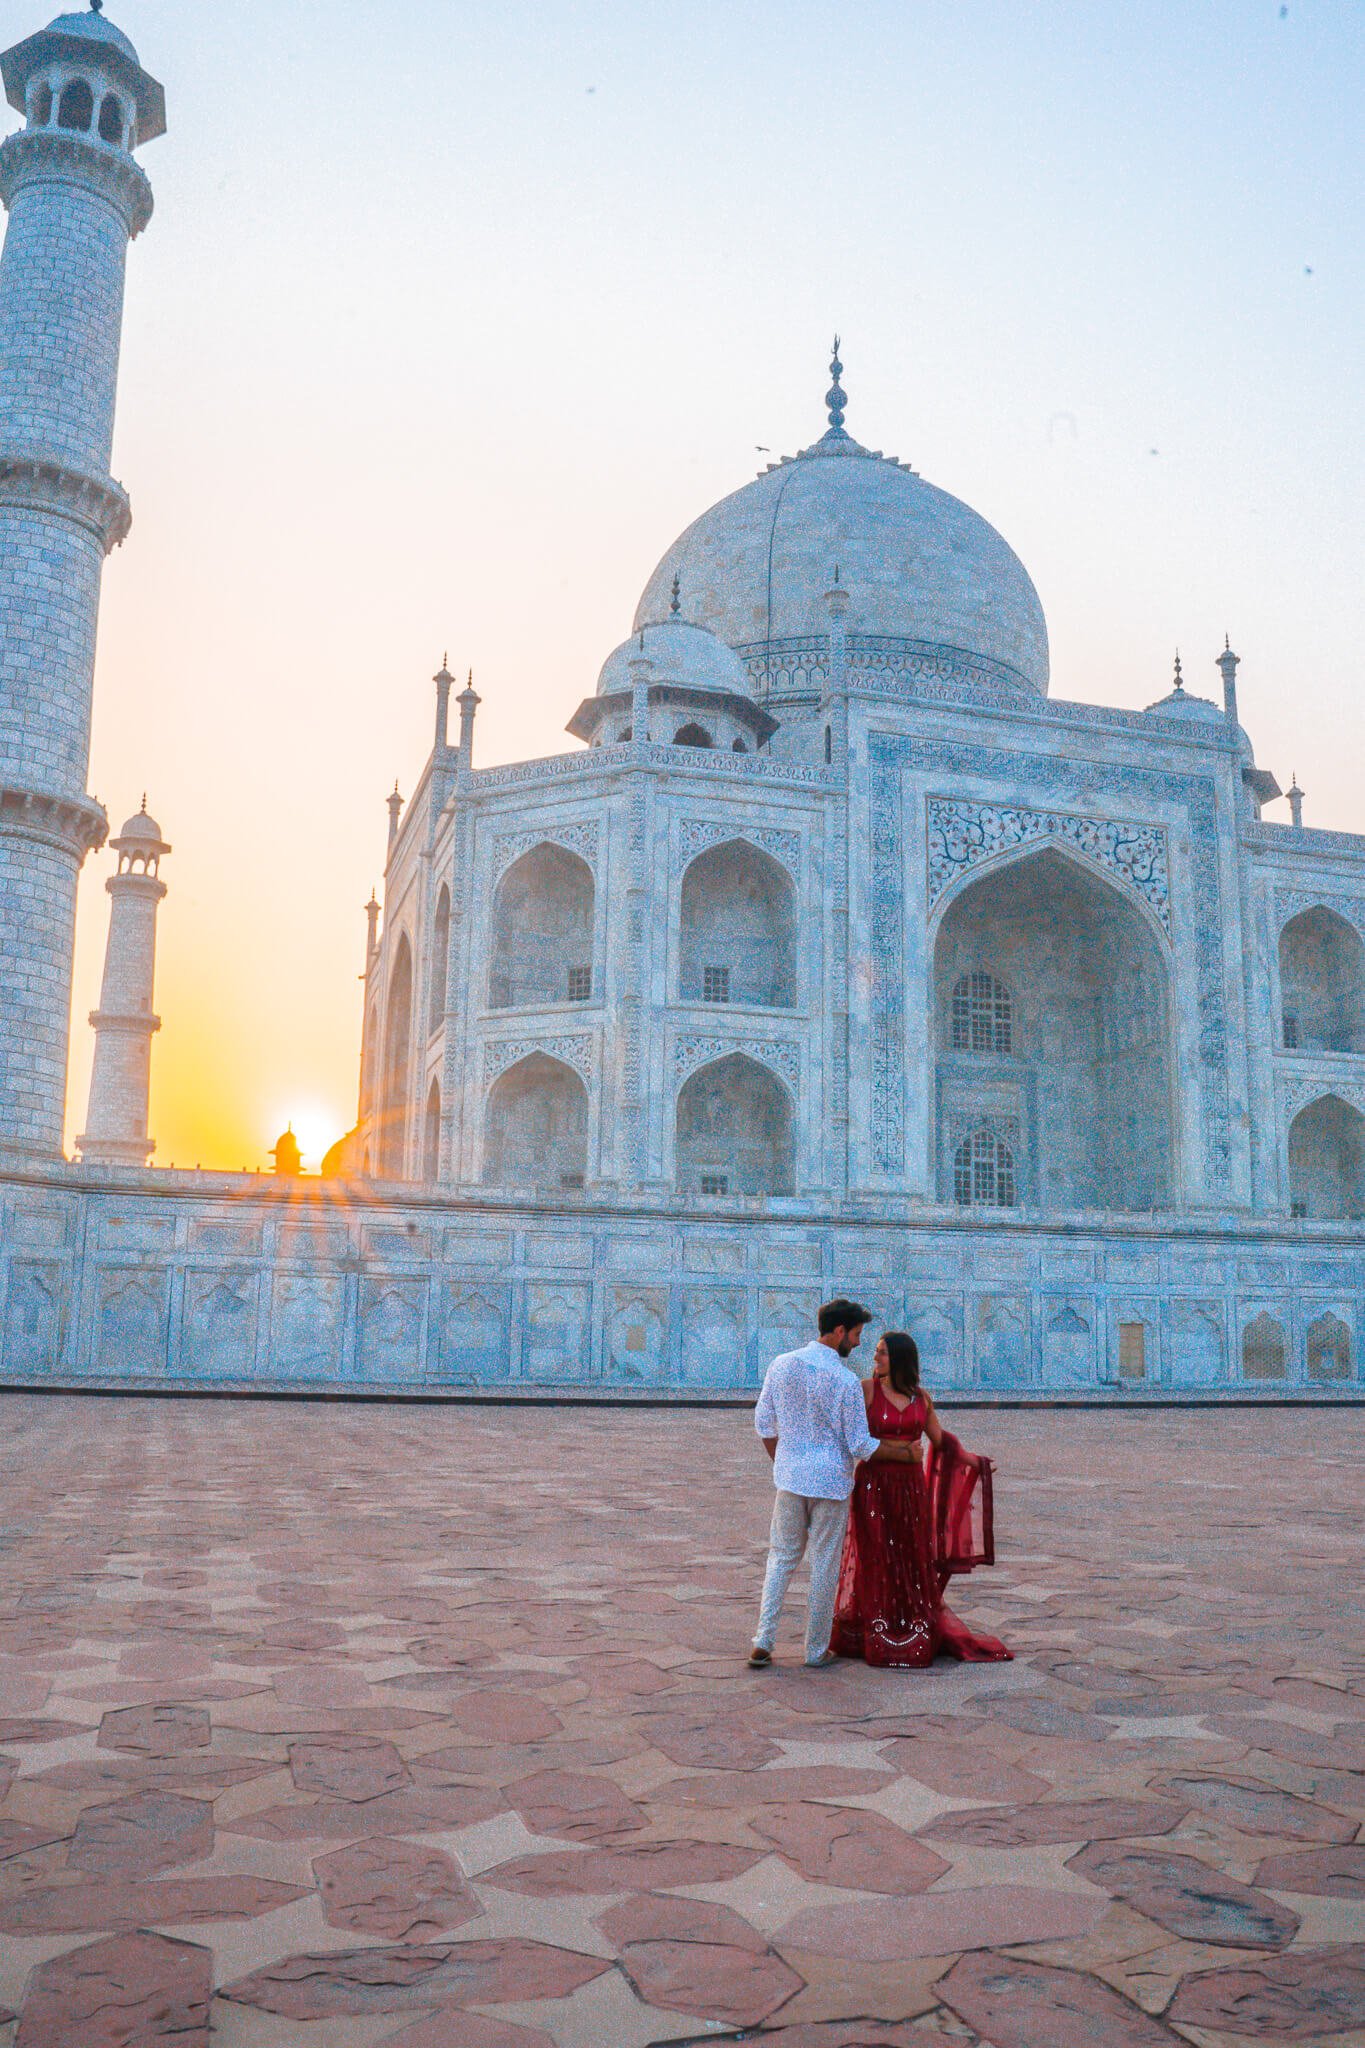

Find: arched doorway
[675,1054,794,1196]
[1287,1094,1365,1219]
[429,885,450,1033]
[379,935,413,1179]
[932,847,1173,1210]
[483,1054,588,1190]
[1278,908,1365,1052]
[422,1079,441,1185]
[489,846,594,1009]
[679,841,796,1008]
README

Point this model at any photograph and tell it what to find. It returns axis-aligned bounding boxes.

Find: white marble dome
[634,420,1050,697]
[597,614,754,699]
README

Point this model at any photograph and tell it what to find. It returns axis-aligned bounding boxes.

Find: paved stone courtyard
[0,1396,1361,2047]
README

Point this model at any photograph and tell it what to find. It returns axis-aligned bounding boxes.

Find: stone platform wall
[1,1163,1362,1399]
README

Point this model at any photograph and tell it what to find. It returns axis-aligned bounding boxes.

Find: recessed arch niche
[1278,907,1365,1052]
[1287,1093,1365,1220]
[379,934,413,1179]
[483,1054,588,1191]
[489,845,594,1010]
[679,840,796,1008]
[675,1053,794,1197]
[932,846,1173,1211]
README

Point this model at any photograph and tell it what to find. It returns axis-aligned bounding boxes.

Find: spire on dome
[1172,649,1184,693]
[670,572,681,617]
[826,336,847,433]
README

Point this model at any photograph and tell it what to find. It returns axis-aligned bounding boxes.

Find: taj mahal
[0,6,1362,1399]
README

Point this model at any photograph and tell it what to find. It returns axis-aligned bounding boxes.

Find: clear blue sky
[6,0,1358,1161]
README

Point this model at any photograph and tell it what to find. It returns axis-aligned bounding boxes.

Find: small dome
[1144,685,1224,724]
[118,805,162,840]
[597,615,754,699]
[45,8,139,63]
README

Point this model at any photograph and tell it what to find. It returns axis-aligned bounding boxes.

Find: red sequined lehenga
[831,1386,1011,1668]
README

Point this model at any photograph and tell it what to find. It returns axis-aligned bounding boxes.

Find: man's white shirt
[754,1340,880,1501]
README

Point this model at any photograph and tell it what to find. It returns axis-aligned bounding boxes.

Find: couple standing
[750,1297,1010,1670]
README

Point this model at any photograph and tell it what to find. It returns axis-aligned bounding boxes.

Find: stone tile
[450,1692,563,1742]
[600,1893,802,2026]
[378,2018,558,2048]
[288,1736,412,1800]
[16,1931,213,2047]
[481,1839,763,1896]
[0,1875,308,1935]
[776,1883,1107,1959]
[1067,1843,1299,1948]
[220,1939,611,2019]
[633,1711,782,1770]
[1167,1945,1365,2038]
[95,1705,212,1755]
[1152,1772,1357,1842]
[651,1765,893,1807]
[507,1769,646,1842]
[748,1802,950,1894]
[221,1782,503,1839]
[67,1791,213,1879]
[938,1950,1185,2044]
[881,1737,1050,1804]
[920,1796,1186,1846]
[1253,1844,1365,1896]
[313,1836,482,1937]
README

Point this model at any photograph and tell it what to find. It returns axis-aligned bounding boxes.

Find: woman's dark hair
[881,1330,921,1396]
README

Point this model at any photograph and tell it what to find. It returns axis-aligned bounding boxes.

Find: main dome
[634,354,1050,697]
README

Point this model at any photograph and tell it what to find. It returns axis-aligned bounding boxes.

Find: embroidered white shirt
[754,1340,879,1501]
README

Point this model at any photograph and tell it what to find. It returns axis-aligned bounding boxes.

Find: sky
[10,0,1360,1169]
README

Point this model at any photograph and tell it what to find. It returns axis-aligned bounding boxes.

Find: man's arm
[754,1367,779,1462]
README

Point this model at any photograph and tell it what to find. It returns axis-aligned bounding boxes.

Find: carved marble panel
[974,1294,1030,1387]
[927,796,1171,934]
[677,818,801,878]
[2,1259,66,1375]
[182,1271,259,1380]
[1169,1300,1225,1386]
[523,1282,591,1381]
[95,1268,169,1379]
[1042,1300,1095,1388]
[483,1034,595,1086]
[437,1283,510,1383]
[680,1290,747,1387]
[357,1279,427,1382]
[606,1289,668,1386]
[673,1035,800,1091]
[269,1274,346,1381]
[492,820,599,878]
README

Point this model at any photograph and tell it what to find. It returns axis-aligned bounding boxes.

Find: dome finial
[826,335,846,433]
[669,572,681,617]
[90,0,104,12]
[1172,648,1184,692]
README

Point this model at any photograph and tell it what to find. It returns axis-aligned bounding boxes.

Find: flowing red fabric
[831,1387,1011,1668]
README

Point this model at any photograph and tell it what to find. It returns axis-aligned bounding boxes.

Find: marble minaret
[0,5,165,1155]
[76,798,168,1165]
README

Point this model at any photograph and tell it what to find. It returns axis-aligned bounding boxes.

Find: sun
[272,1103,343,1173]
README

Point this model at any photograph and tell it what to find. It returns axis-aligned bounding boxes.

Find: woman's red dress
[831,1385,1011,1668]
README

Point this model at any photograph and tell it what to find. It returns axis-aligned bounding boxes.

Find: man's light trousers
[753,1490,850,1663]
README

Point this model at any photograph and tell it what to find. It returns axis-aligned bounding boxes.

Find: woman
[831,1330,1010,1667]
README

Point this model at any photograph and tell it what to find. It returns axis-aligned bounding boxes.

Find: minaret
[76,797,169,1166]
[0,5,165,1157]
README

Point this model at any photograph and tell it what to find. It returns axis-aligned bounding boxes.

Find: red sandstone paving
[0,1395,1362,2047]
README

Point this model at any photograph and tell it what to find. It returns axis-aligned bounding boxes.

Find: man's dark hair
[818,1296,873,1336]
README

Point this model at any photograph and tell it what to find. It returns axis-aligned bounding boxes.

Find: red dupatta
[925,1427,995,1583]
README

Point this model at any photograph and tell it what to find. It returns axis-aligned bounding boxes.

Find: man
[749,1297,916,1669]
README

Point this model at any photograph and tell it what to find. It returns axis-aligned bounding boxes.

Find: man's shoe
[804,1650,839,1669]
[747,1645,772,1668]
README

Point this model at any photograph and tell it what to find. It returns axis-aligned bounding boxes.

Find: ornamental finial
[90,0,104,13]
[1172,649,1184,692]
[670,572,681,617]
[826,335,846,432]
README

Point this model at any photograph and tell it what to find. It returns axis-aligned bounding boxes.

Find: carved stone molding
[942,1109,1021,1155]
[482,1033,595,1087]
[1274,887,1365,941]
[677,818,801,876]
[0,784,107,862]
[673,1035,800,1092]
[0,129,154,237]
[927,796,1171,936]
[1280,1070,1365,1124]
[491,821,598,878]
[0,451,131,553]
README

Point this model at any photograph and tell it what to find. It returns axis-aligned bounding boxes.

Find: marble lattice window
[1241,1312,1287,1381]
[1306,1312,1352,1381]
[702,965,730,1004]
[953,1128,1016,1209]
[567,965,592,1002]
[700,1172,728,1196]
[951,972,1013,1054]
